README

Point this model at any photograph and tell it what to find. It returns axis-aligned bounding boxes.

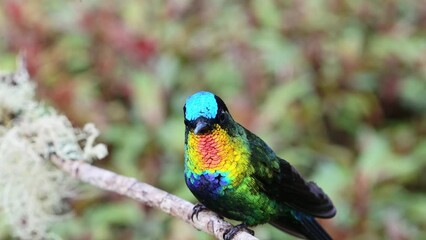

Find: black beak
[194,117,210,134]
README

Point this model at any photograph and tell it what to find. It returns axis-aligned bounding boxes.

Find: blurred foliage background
[1,0,426,239]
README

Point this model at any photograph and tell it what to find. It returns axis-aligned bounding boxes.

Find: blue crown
[185,91,218,121]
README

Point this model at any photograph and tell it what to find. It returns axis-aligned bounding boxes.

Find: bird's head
[183,91,233,135]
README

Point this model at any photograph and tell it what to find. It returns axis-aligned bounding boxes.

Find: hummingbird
[183,91,336,240]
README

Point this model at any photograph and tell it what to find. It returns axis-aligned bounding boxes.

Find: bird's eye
[218,111,226,123]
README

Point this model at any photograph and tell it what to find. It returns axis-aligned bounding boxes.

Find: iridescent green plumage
[184,91,336,240]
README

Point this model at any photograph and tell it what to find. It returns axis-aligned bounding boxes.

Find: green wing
[244,127,336,218]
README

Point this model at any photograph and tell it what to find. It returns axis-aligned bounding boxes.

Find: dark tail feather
[299,216,332,240]
[270,215,332,240]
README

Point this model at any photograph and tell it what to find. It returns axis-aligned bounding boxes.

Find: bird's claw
[191,203,208,221]
[223,223,254,240]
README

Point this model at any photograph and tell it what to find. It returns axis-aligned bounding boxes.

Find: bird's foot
[191,203,208,221]
[223,223,254,240]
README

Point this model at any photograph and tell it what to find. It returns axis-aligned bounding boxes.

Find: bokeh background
[1,0,426,239]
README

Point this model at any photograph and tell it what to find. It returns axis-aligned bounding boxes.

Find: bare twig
[50,156,259,240]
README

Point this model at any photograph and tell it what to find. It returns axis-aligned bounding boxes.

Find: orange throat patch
[186,125,249,178]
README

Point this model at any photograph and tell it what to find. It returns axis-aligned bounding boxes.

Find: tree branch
[51,156,259,240]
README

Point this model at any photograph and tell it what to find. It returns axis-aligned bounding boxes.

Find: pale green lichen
[0,61,35,118]
[0,57,108,239]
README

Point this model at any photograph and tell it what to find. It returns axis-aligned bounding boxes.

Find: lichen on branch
[0,57,107,239]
